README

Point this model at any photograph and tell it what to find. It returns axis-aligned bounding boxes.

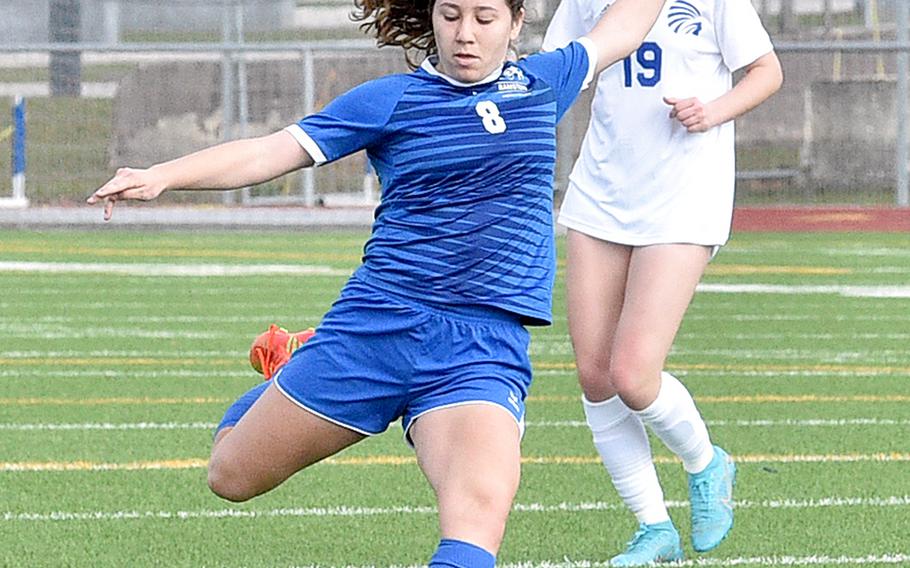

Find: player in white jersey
[87,0,668,565]
[543,0,782,565]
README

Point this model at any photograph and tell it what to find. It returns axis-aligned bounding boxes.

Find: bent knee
[207,457,257,503]
[575,356,613,400]
[608,363,662,409]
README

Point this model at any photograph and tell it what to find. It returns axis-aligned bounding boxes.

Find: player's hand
[86,167,167,221]
[663,96,715,133]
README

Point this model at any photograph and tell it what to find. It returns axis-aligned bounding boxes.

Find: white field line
[3,418,909,432]
[353,555,910,567]
[680,313,910,322]
[534,332,910,342]
[528,418,910,428]
[2,261,909,298]
[0,368,869,379]
[0,326,223,340]
[821,247,910,259]
[0,261,350,277]
[492,555,910,567]
[5,319,910,342]
[531,343,910,363]
[0,315,309,324]
[0,422,220,431]
[5,347,909,364]
[13,339,908,363]
[5,367,906,381]
[869,267,910,274]
[13,307,910,322]
[0,350,239,358]
[668,348,910,363]
[4,495,910,524]
[697,283,910,299]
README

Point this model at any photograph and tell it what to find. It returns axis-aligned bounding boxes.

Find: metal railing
[1,37,909,206]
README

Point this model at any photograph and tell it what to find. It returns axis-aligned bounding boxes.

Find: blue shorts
[273,276,532,440]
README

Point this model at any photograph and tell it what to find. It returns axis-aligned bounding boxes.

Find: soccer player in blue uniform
[87,0,666,564]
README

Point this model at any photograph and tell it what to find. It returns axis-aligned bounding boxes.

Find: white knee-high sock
[584,395,669,525]
[635,372,715,474]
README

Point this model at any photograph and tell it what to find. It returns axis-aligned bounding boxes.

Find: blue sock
[215,382,270,436]
[429,539,495,568]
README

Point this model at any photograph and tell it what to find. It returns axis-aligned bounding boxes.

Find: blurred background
[0,0,908,209]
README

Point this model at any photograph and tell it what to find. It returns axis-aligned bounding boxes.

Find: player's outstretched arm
[86,130,312,221]
[585,0,667,74]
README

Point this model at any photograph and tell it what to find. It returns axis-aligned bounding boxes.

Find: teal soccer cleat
[610,520,684,566]
[688,445,736,552]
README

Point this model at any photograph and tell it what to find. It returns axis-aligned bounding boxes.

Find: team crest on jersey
[668,0,704,36]
[498,65,529,92]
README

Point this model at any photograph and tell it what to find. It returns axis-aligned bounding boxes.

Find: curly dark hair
[351,0,525,69]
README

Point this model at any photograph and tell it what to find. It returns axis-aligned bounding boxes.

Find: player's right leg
[565,230,682,565]
[616,245,735,552]
[411,404,522,566]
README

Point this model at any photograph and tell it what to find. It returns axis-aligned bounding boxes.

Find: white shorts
[557,178,734,247]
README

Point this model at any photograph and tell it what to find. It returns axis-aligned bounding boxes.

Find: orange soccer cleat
[249,324,315,380]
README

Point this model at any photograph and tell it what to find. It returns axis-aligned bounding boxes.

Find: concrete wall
[0,0,295,44]
[111,51,410,194]
[803,79,901,190]
[737,49,899,145]
[109,49,906,193]
[120,0,296,34]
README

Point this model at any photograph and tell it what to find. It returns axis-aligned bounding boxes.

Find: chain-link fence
[1,0,908,207]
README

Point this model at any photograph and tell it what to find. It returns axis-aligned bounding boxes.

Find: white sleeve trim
[576,36,598,91]
[283,124,328,165]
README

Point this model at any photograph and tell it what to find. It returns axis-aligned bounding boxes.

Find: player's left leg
[212,322,317,444]
[613,244,735,552]
[411,404,522,567]
[249,324,316,380]
[213,381,270,445]
[208,383,365,502]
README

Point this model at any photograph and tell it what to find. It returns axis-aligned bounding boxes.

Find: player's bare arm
[584,0,667,74]
[87,129,311,220]
[664,51,783,133]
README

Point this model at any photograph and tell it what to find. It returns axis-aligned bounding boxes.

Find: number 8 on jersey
[475,101,507,134]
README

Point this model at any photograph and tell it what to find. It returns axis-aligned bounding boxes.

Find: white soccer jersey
[544,0,774,246]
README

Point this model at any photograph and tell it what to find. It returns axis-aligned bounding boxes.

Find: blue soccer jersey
[286,40,596,325]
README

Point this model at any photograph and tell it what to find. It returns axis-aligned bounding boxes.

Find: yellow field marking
[6,453,910,472]
[705,264,851,276]
[3,393,907,407]
[0,126,12,143]
[0,397,231,406]
[1,459,207,472]
[534,361,910,376]
[0,243,361,263]
[554,258,852,276]
[799,212,875,223]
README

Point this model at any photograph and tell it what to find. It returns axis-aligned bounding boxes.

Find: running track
[733,207,910,232]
